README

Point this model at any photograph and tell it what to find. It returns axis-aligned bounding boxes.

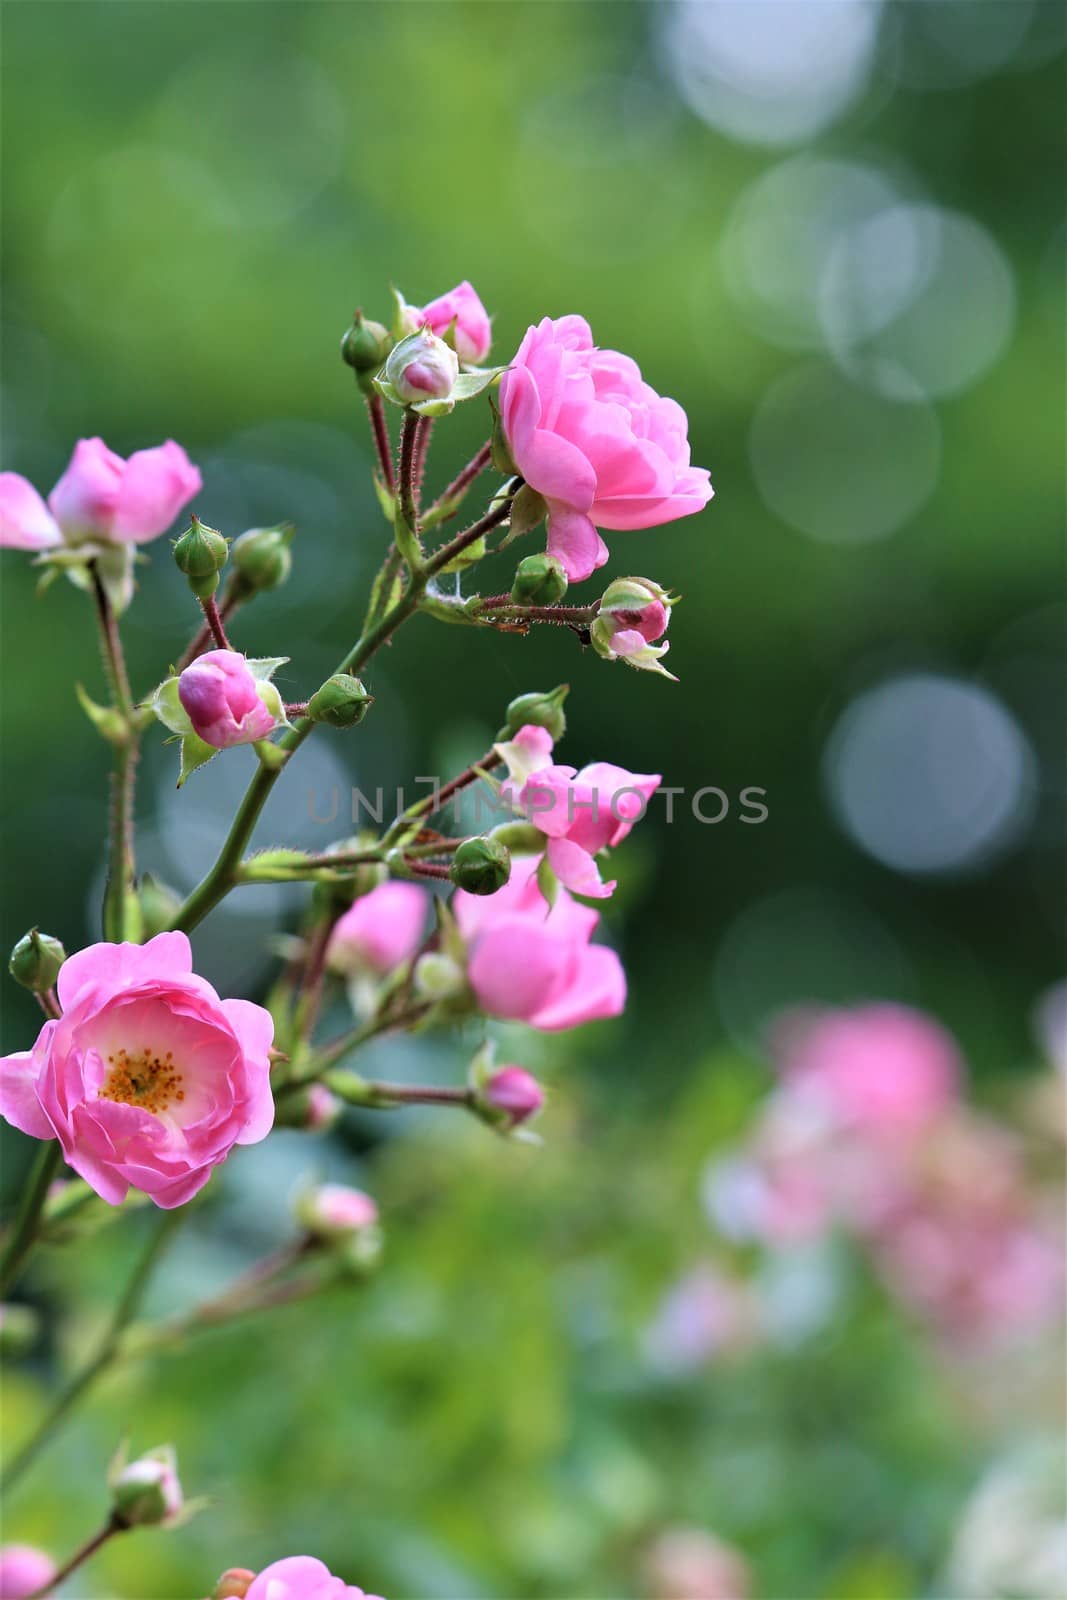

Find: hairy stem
[199,592,232,650]
[1,1208,183,1491]
[0,1141,64,1298]
[366,392,394,491]
[90,563,138,942]
[177,580,245,671]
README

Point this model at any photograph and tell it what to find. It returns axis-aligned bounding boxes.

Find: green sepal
[178,732,219,787]
[75,682,127,745]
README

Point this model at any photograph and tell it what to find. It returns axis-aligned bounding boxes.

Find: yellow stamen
[100,1047,184,1114]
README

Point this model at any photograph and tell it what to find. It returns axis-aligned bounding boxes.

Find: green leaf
[177,732,219,787]
[450,365,506,401]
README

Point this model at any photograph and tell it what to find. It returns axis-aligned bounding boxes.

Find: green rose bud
[110,1446,183,1528]
[449,836,511,896]
[307,674,374,729]
[172,516,229,599]
[230,524,294,594]
[341,311,393,390]
[8,928,65,993]
[0,1301,39,1358]
[136,875,183,940]
[511,553,568,606]
[496,684,569,744]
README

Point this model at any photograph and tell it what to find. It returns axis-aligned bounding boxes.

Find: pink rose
[0,438,200,550]
[299,1184,379,1238]
[407,280,492,364]
[327,882,428,976]
[777,1004,962,1135]
[178,650,282,749]
[0,932,274,1208]
[499,316,713,581]
[454,857,625,1031]
[0,1546,56,1599]
[245,1556,382,1600]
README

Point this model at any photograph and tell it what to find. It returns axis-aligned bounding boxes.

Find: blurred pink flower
[327,883,429,976]
[499,315,713,581]
[300,1184,379,1238]
[407,280,492,364]
[0,437,200,550]
[483,1066,545,1127]
[645,1265,760,1373]
[0,1545,56,1599]
[776,1003,962,1135]
[178,650,281,749]
[641,1529,750,1600]
[244,1556,381,1600]
[454,857,625,1030]
[0,932,274,1207]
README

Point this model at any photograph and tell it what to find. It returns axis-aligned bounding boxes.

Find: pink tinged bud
[300,1183,379,1239]
[111,1449,183,1527]
[178,650,281,749]
[326,882,428,976]
[409,280,492,365]
[244,1555,381,1599]
[213,1571,256,1600]
[0,1545,57,1599]
[45,437,201,546]
[0,475,62,550]
[498,315,713,582]
[0,931,275,1208]
[484,1067,544,1126]
[305,1084,342,1131]
[384,328,459,404]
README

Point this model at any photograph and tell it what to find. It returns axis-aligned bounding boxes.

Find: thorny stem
[412,416,433,505]
[0,1141,64,1299]
[90,562,138,942]
[365,392,395,491]
[398,410,421,539]
[1,1208,184,1491]
[199,592,232,650]
[177,579,245,670]
[424,489,517,577]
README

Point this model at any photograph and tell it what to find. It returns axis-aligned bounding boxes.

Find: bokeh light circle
[824,673,1036,874]
[749,362,940,543]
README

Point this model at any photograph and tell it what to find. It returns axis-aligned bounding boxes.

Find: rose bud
[449,836,511,897]
[482,1067,545,1129]
[172,516,229,600]
[307,674,373,729]
[0,1544,57,1599]
[510,553,568,607]
[496,684,569,744]
[8,930,65,994]
[590,576,677,679]
[213,1570,255,1600]
[297,1183,379,1241]
[406,280,492,365]
[383,328,459,405]
[341,310,393,386]
[178,650,283,749]
[110,1446,183,1528]
[230,524,294,595]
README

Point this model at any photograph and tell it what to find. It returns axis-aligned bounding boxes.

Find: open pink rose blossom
[244,1556,382,1600]
[0,437,201,550]
[0,933,274,1208]
[499,315,713,582]
[406,279,492,365]
[454,857,625,1031]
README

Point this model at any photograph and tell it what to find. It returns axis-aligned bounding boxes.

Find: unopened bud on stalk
[172,516,229,600]
[230,524,293,594]
[482,1066,545,1129]
[449,836,510,896]
[511,553,568,606]
[110,1446,183,1528]
[8,929,65,993]
[413,951,466,1001]
[383,328,459,405]
[213,1570,255,1600]
[273,1083,343,1132]
[307,674,374,729]
[341,311,393,389]
[496,684,569,743]
[0,1545,56,1599]
[297,1183,382,1275]
[590,575,677,679]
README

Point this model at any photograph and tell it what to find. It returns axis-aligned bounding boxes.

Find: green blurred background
[1,2,1064,1595]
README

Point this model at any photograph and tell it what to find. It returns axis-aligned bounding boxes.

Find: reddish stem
[200,593,232,650]
[428,439,492,523]
[366,393,395,491]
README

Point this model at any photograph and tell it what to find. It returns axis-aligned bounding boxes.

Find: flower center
[99,1046,185,1115]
